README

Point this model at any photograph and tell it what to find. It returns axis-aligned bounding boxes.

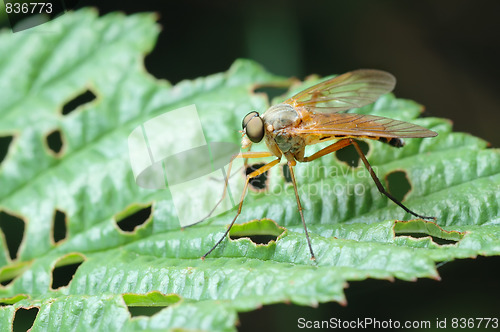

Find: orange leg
[297,139,352,162]
[208,142,256,187]
[193,151,274,226]
[298,138,435,220]
[202,156,280,259]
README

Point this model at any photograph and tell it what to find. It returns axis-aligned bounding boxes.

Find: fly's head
[242,111,265,144]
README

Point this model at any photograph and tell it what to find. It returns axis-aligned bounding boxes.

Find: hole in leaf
[0,211,25,260]
[52,210,67,244]
[394,220,464,246]
[245,163,269,191]
[230,233,278,245]
[13,307,39,332]
[51,263,82,289]
[128,306,166,317]
[62,89,96,115]
[396,232,459,245]
[282,164,292,183]
[0,261,31,287]
[0,135,13,164]
[336,140,369,167]
[46,130,64,154]
[51,253,85,289]
[0,277,13,287]
[123,292,180,317]
[116,204,152,232]
[229,219,284,245]
[386,170,411,202]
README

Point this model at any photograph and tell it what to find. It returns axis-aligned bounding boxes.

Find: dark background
[71,0,500,147]
[2,0,499,331]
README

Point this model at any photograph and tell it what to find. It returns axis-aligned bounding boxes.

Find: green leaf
[122,291,181,307]
[0,9,499,331]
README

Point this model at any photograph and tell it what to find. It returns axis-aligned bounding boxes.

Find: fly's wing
[285,69,396,113]
[289,113,438,138]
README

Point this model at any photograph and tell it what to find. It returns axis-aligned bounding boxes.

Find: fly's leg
[210,141,253,184]
[350,139,436,220]
[299,139,352,162]
[298,138,435,220]
[285,158,315,260]
[202,157,281,259]
[287,140,353,260]
[193,151,274,226]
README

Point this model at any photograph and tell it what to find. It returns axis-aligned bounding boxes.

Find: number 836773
[5,2,53,14]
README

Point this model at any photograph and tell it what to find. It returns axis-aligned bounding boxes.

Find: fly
[202,69,437,260]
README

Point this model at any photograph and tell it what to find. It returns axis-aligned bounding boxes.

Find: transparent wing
[285,69,396,113]
[289,113,438,138]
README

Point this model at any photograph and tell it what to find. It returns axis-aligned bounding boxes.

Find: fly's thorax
[262,103,300,131]
[261,103,304,154]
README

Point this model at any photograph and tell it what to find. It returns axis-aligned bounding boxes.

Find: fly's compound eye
[242,111,258,130]
[242,111,264,143]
